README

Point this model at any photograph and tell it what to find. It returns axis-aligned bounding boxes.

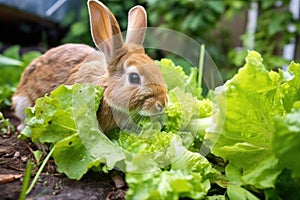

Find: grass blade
[19,160,32,200]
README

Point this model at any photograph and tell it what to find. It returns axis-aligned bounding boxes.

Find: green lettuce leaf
[125,135,219,200]
[22,84,125,179]
[207,51,286,189]
[227,185,259,200]
[157,58,202,98]
[272,108,300,178]
[164,87,210,132]
[23,85,78,143]
[116,130,179,170]
[157,58,187,91]
[280,62,300,112]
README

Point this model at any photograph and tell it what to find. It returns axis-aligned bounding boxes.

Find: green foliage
[0,111,14,134]
[228,0,300,69]
[61,0,93,46]
[21,84,125,179]
[19,51,300,198]
[62,0,138,46]
[0,45,41,109]
[142,0,227,75]
[156,58,202,98]
[156,59,212,136]
[20,61,218,198]
[125,148,218,200]
[208,51,300,198]
[61,0,300,81]
[143,0,224,37]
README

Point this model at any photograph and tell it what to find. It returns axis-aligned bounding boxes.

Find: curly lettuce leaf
[21,84,125,179]
[157,58,202,98]
[164,100,182,132]
[198,98,213,118]
[272,108,300,179]
[164,87,204,132]
[207,51,287,188]
[227,185,259,200]
[22,85,78,143]
[163,86,213,150]
[115,130,179,170]
[157,58,187,91]
[125,136,219,200]
[280,62,300,112]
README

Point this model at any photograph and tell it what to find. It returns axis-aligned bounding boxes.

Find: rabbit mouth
[138,100,165,116]
[139,109,162,116]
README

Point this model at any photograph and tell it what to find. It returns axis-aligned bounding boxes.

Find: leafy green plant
[19,52,300,198]
[141,0,228,74]
[143,0,225,39]
[0,111,14,134]
[61,0,233,80]
[19,58,220,199]
[228,0,300,69]
[0,45,41,109]
[208,51,300,199]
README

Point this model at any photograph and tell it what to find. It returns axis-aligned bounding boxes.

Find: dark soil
[0,110,126,200]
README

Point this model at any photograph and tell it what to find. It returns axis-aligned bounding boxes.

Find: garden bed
[0,109,126,200]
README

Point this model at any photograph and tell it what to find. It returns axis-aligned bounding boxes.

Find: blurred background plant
[0,0,300,110]
[61,0,300,78]
[0,44,41,109]
[227,0,300,70]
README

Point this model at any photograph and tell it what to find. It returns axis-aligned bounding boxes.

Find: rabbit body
[12,1,168,132]
[14,44,104,103]
[12,43,107,130]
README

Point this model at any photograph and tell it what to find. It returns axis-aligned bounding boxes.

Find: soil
[0,110,126,200]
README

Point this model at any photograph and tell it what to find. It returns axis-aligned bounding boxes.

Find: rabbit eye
[129,72,141,84]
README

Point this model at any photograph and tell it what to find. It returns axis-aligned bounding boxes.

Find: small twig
[23,143,34,155]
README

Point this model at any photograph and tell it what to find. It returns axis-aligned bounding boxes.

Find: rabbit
[12,0,168,133]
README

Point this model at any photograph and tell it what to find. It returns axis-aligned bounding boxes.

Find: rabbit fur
[12,0,168,132]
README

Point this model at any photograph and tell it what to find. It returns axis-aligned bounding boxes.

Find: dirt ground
[0,110,126,200]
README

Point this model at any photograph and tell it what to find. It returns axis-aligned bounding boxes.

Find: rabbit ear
[125,6,147,45]
[88,0,124,62]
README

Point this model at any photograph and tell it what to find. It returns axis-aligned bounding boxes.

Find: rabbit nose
[156,102,164,113]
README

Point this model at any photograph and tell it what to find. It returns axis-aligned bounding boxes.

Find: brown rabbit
[12,0,168,132]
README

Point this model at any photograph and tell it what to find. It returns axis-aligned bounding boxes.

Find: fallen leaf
[0,174,23,184]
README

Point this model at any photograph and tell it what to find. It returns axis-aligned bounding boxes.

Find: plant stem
[26,146,55,195]
[198,44,205,89]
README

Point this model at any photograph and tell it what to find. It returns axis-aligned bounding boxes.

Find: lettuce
[207,51,300,195]
[157,58,188,91]
[125,137,220,200]
[115,128,220,200]
[280,62,300,112]
[163,86,212,134]
[21,84,125,179]
[164,87,199,131]
[272,108,300,179]
[158,58,213,145]
[21,83,219,198]
[21,53,300,198]
[157,58,202,98]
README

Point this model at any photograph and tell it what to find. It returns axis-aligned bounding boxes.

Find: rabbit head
[88,0,168,119]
